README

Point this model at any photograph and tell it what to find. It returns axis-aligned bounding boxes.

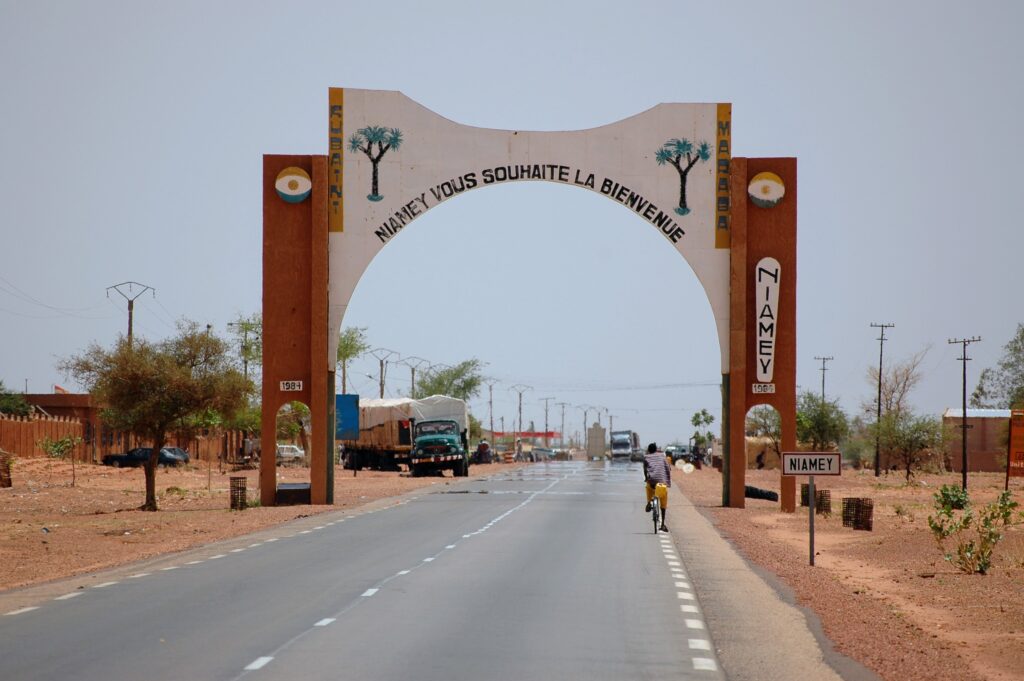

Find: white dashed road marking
[689,638,711,650]
[685,618,705,630]
[5,607,38,616]
[244,656,273,671]
[160,566,179,571]
[693,658,718,671]
[54,592,82,601]
[361,588,378,597]
[128,572,149,579]
[92,581,118,589]
[314,618,335,627]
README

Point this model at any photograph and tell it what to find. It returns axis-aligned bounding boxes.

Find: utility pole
[539,397,554,447]
[227,319,260,381]
[369,348,398,399]
[106,281,155,347]
[948,336,982,490]
[509,384,531,452]
[814,355,834,401]
[870,323,894,477]
[399,356,429,397]
[580,404,594,453]
[484,379,500,442]
[556,402,570,448]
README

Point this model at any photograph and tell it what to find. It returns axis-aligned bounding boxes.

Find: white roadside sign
[781,452,842,568]
[781,452,841,476]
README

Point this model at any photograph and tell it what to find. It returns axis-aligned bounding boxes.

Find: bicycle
[650,484,668,534]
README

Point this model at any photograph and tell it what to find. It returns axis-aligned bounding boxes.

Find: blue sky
[1,1,1021,446]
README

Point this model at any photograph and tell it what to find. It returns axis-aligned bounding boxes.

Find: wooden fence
[0,414,87,461]
[0,413,250,465]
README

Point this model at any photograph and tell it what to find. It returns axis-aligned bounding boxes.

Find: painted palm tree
[655,138,712,216]
[348,126,403,201]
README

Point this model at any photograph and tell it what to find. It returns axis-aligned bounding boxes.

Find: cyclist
[643,442,671,532]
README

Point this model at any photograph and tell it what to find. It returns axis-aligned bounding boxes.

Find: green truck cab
[409,419,469,477]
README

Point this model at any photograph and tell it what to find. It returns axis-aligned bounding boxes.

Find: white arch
[329,89,731,371]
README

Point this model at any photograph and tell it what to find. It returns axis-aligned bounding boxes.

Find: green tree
[746,405,781,464]
[655,137,712,216]
[37,434,84,487]
[691,408,716,454]
[348,126,403,201]
[972,323,1024,408]
[0,380,31,416]
[336,327,371,394]
[796,391,849,451]
[412,359,484,401]
[875,410,945,482]
[60,321,250,511]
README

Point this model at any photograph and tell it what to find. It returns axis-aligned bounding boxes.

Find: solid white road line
[244,656,273,671]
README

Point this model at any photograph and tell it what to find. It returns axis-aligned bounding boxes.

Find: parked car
[532,447,556,460]
[276,444,305,464]
[666,445,695,463]
[102,447,188,468]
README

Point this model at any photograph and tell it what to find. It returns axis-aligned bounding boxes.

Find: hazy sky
[1,1,1021,447]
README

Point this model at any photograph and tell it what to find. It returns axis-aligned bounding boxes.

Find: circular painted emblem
[747,171,785,208]
[275,167,312,203]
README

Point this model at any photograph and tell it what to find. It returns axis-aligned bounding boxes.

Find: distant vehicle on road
[102,447,188,468]
[666,444,700,464]
[610,430,642,461]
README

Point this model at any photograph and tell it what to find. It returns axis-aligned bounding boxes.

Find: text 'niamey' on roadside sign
[781,452,842,476]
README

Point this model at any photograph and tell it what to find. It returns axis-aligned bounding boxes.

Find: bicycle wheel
[652,496,661,534]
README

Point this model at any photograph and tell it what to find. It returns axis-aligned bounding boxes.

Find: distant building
[942,408,1011,473]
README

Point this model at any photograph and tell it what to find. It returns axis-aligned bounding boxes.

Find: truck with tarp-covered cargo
[336,395,470,476]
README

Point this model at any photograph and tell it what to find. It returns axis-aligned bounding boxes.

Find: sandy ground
[678,466,1024,681]
[3,457,1023,680]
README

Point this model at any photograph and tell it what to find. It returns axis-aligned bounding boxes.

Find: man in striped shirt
[643,442,671,532]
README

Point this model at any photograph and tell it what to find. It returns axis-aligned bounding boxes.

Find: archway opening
[274,400,311,503]
[340,180,725,467]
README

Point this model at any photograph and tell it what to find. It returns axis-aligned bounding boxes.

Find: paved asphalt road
[0,461,871,680]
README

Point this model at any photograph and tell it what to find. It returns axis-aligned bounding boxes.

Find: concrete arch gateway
[260,88,798,511]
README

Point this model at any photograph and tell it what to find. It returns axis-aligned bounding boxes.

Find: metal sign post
[782,452,841,566]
